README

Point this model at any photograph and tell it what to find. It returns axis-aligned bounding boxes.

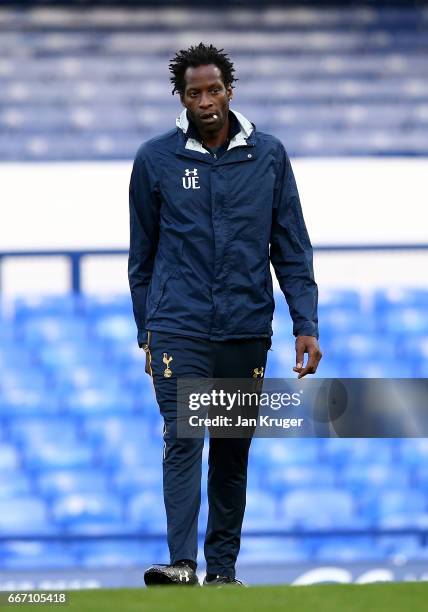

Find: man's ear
[180,93,186,107]
[226,85,233,101]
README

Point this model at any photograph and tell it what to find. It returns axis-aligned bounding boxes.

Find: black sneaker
[203,575,247,587]
[144,561,199,586]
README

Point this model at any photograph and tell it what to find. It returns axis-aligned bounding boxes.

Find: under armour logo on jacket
[182,168,200,190]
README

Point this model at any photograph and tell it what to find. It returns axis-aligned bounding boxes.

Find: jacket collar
[176,108,254,154]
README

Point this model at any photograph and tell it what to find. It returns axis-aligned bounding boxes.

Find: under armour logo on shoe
[178,569,190,582]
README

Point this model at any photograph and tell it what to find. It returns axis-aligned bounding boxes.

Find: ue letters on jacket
[128,108,319,348]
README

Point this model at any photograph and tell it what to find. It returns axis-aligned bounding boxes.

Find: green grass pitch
[9,582,428,611]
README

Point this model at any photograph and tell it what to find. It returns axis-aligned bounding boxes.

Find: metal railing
[1,243,427,294]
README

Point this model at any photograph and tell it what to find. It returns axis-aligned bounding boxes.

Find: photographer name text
[188,415,304,429]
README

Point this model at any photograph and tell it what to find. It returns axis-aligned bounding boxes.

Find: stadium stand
[0,1,427,580]
[1,289,428,568]
[0,5,427,159]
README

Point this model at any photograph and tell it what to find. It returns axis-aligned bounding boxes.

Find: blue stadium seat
[19,316,88,348]
[377,534,422,555]
[398,439,428,465]
[0,471,32,499]
[378,512,428,530]
[318,308,373,337]
[339,464,409,492]
[242,490,278,531]
[52,493,123,526]
[382,308,428,336]
[100,439,160,469]
[360,488,427,522]
[0,497,55,535]
[9,417,79,446]
[397,336,428,368]
[417,361,428,377]
[127,491,166,532]
[316,541,385,561]
[68,520,136,536]
[280,488,356,529]
[0,542,77,570]
[112,467,163,498]
[79,294,133,319]
[76,540,161,568]
[120,362,158,402]
[345,358,414,378]
[0,444,20,470]
[23,441,93,471]
[37,342,104,372]
[321,438,393,465]
[2,552,77,570]
[92,315,136,343]
[0,343,35,371]
[251,439,319,468]
[14,295,77,322]
[261,465,335,495]
[270,314,294,344]
[0,367,47,394]
[53,366,121,393]
[319,289,361,311]
[103,341,144,368]
[0,388,60,416]
[327,333,396,361]
[309,358,343,377]
[239,537,310,563]
[83,415,153,447]
[373,289,428,315]
[403,545,428,561]
[36,469,110,499]
[66,387,134,416]
[412,465,428,487]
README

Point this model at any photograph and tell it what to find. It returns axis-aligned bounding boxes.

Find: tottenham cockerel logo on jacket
[182,168,200,189]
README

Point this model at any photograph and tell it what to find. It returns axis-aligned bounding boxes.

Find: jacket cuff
[294,323,319,339]
[137,329,148,348]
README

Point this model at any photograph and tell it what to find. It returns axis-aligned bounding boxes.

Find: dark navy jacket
[128,108,318,347]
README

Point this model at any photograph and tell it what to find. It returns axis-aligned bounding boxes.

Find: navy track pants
[147,331,270,578]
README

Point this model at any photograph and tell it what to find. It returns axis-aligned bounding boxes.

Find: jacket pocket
[155,270,174,312]
[147,260,175,318]
[146,238,183,320]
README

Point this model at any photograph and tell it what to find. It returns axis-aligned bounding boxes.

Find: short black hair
[169,42,237,96]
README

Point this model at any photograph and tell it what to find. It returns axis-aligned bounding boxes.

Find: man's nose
[198,92,213,109]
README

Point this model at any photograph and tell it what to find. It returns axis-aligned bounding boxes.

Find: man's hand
[293,335,322,379]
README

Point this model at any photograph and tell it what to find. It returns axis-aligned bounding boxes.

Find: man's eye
[189,92,198,97]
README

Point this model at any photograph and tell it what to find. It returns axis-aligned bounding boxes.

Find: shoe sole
[203,579,247,587]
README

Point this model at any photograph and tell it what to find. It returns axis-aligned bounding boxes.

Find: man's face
[181,64,233,133]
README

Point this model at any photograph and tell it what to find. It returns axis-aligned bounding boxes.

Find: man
[128,43,322,586]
